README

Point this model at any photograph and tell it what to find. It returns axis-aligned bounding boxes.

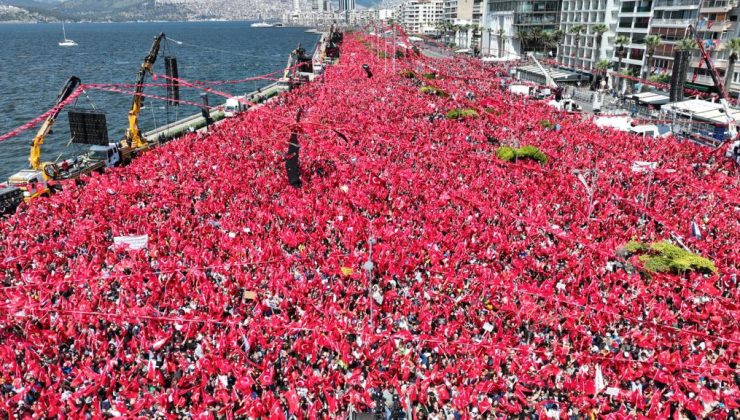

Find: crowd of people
[0,31,738,419]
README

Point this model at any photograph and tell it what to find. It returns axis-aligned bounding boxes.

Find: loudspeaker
[286,132,301,188]
[670,50,689,102]
[68,109,109,145]
[165,56,180,106]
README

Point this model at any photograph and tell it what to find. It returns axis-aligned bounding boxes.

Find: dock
[144,81,289,143]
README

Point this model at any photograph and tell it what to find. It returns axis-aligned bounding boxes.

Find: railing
[652,18,695,26]
[653,0,700,7]
[700,0,734,9]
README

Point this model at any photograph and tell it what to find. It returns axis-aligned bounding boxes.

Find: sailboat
[58,23,78,47]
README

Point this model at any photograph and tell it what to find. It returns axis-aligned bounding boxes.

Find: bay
[0,21,319,179]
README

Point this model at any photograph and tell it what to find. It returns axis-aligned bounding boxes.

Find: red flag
[286,389,301,414]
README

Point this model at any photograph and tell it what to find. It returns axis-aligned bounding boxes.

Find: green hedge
[623,240,717,274]
[400,70,416,79]
[446,108,479,120]
[539,119,554,129]
[420,86,449,98]
[495,145,548,164]
[496,146,516,161]
[422,72,437,80]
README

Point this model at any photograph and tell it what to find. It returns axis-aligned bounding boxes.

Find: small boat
[251,14,274,28]
[58,23,78,47]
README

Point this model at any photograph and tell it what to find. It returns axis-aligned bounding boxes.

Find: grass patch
[422,72,437,80]
[495,145,548,164]
[400,70,416,79]
[420,86,449,98]
[446,108,479,120]
[540,119,554,129]
[622,240,717,275]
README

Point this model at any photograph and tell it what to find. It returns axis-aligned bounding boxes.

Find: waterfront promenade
[0,32,738,418]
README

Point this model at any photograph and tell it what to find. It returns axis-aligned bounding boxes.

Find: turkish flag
[260,365,274,387]
[286,389,301,414]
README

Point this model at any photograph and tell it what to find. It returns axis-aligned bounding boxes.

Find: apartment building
[481,0,562,57]
[613,0,740,96]
[399,0,445,35]
[559,0,620,71]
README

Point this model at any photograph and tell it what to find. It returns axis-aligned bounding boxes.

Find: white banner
[114,235,149,250]
[631,161,658,173]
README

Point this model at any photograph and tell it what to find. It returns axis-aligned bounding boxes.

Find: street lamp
[364,237,376,328]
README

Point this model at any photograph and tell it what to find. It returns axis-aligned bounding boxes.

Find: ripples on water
[0,22,319,179]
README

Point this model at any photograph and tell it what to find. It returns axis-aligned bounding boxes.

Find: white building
[560,0,620,71]
[481,6,516,58]
[398,0,445,35]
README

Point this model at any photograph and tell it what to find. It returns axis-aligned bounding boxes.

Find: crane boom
[686,22,737,139]
[527,52,557,89]
[29,76,82,170]
[124,32,166,149]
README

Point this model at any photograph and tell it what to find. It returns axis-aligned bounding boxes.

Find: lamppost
[364,237,376,328]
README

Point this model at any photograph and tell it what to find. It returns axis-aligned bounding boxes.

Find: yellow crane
[123,32,166,150]
[29,76,82,173]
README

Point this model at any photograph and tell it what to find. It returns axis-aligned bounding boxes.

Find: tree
[644,34,663,79]
[723,38,740,96]
[517,28,532,53]
[497,29,506,58]
[486,28,493,56]
[595,59,611,73]
[614,35,630,73]
[548,29,565,61]
[592,24,608,62]
[676,37,697,51]
[569,24,586,66]
[530,27,544,53]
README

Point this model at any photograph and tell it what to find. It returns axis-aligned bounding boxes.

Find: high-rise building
[313,0,330,11]
[559,0,620,71]
[399,0,445,35]
[293,0,301,11]
[483,0,562,56]
[611,0,740,97]
[339,0,356,11]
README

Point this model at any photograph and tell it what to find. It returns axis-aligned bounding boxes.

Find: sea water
[0,21,319,179]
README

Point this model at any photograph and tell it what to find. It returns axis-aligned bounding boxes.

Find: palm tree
[517,28,532,52]
[530,27,545,53]
[676,37,697,51]
[569,24,586,66]
[486,28,493,56]
[723,38,740,96]
[595,59,611,73]
[549,29,565,61]
[614,35,630,73]
[497,29,506,58]
[644,34,663,79]
[592,24,608,62]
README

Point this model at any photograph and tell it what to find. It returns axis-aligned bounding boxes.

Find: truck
[224,97,247,117]
[41,143,135,181]
[7,170,51,203]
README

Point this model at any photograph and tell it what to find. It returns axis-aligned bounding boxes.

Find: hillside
[0,0,292,22]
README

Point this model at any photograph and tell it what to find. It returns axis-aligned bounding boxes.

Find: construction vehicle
[5,76,80,202]
[527,52,564,101]
[686,19,737,140]
[123,32,166,151]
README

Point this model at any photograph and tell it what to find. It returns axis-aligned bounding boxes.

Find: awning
[664,99,740,125]
[631,91,670,106]
[516,65,583,83]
